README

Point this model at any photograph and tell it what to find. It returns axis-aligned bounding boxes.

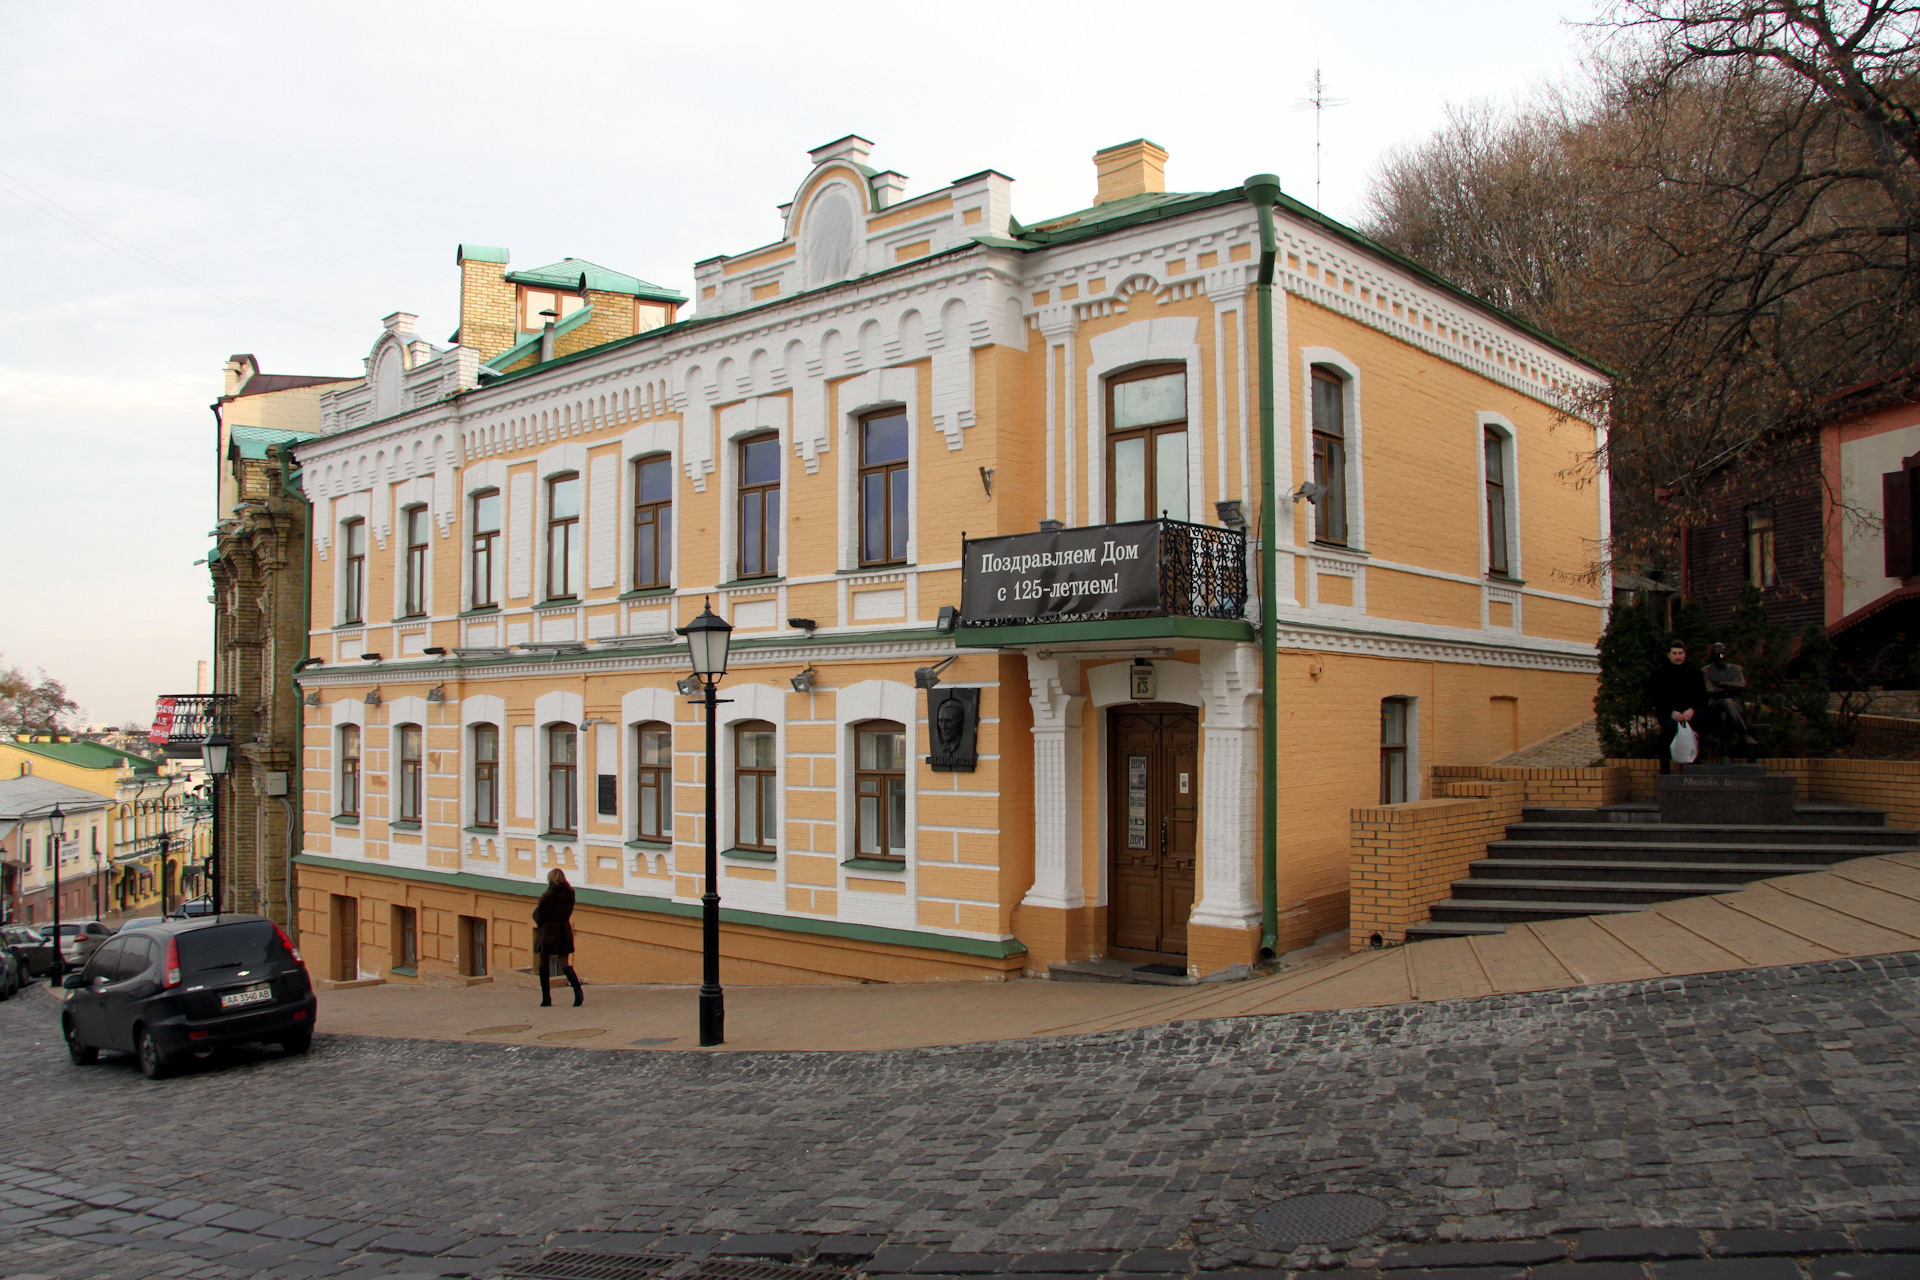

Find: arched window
[1484,427,1512,577]
[471,724,499,830]
[396,724,423,824]
[547,724,578,835]
[854,720,907,863]
[1106,364,1187,523]
[546,474,581,600]
[733,721,777,852]
[737,434,781,579]
[338,725,361,819]
[632,455,673,590]
[1311,368,1349,545]
[858,410,909,565]
[634,722,672,842]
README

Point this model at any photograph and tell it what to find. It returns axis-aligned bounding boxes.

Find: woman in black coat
[532,868,583,1007]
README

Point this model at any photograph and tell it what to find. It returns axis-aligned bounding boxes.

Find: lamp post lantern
[676,601,733,1047]
[47,804,65,984]
[201,732,231,915]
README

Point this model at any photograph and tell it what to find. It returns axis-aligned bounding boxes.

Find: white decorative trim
[1021,655,1085,911]
[1191,645,1260,933]
[835,367,920,571]
[1085,317,1204,524]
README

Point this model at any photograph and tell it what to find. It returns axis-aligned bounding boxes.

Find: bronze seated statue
[1702,642,1760,764]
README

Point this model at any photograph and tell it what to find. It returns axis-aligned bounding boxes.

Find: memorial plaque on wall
[961,521,1161,624]
[925,687,980,772]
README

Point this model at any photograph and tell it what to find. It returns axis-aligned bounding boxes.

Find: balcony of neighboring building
[955,517,1251,647]
[150,694,237,760]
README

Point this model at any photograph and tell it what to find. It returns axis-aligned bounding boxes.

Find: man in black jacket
[1649,639,1707,773]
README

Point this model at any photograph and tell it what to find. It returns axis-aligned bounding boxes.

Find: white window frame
[1298,348,1365,551]
[1085,318,1205,528]
[1477,414,1522,581]
[717,398,789,583]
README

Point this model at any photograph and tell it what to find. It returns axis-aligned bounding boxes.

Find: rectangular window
[635,724,673,841]
[397,724,423,824]
[392,905,418,969]
[733,723,777,851]
[403,505,430,616]
[1745,504,1777,590]
[1312,369,1349,545]
[547,725,578,835]
[1107,367,1188,523]
[339,725,361,818]
[546,474,581,600]
[343,519,367,623]
[737,434,781,579]
[1380,698,1409,804]
[632,455,673,589]
[1485,429,1511,577]
[470,490,500,609]
[521,288,584,331]
[472,724,499,829]
[855,722,908,861]
[859,411,910,565]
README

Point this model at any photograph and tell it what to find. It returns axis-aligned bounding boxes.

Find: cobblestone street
[3,953,1919,1279]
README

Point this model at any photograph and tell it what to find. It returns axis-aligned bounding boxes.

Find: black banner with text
[961,521,1161,624]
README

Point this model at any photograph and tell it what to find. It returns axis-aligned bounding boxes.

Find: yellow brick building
[285,136,1608,985]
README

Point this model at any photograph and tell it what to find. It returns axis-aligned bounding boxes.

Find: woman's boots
[537,962,584,1007]
[565,965,583,1007]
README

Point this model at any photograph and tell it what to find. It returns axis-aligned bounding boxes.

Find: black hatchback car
[61,915,316,1079]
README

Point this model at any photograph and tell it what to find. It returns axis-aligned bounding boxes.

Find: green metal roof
[7,739,159,774]
[229,424,315,462]
[505,258,686,304]
[483,303,598,372]
[457,243,509,264]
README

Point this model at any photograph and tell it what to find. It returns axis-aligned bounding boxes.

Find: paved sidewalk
[317,850,1920,1051]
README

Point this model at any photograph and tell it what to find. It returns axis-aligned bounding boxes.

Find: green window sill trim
[459,605,501,617]
[626,838,671,850]
[620,586,674,600]
[836,563,915,576]
[389,821,422,832]
[294,852,1025,959]
[537,831,580,842]
[722,847,777,862]
[715,576,784,589]
[464,826,501,836]
[534,598,579,611]
[331,620,367,631]
[842,856,906,872]
[331,815,360,826]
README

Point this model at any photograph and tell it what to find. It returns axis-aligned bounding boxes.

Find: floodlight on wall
[1038,519,1064,532]
[1215,499,1246,530]
[360,652,383,662]
[936,605,960,634]
[978,466,994,497]
[423,646,448,656]
[789,666,817,694]
[1290,481,1327,505]
[914,655,961,690]
[363,689,382,706]
[675,676,702,697]
[303,691,321,707]
[426,685,446,703]
[787,617,818,636]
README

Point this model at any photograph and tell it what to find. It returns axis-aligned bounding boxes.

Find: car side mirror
[61,972,88,990]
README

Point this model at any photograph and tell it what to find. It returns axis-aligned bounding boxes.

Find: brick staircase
[1406,800,1920,940]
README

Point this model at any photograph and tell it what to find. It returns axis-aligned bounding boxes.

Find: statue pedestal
[1656,765,1795,825]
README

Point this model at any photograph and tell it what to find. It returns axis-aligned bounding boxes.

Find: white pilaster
[1021,654,1086,910]
[1190,644,1262,932]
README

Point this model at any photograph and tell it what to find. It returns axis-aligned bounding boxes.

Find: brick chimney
[456,244,515,362]
[1093,139,1168,205]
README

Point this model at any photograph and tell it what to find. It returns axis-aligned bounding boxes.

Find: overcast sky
[0,0,1598,726]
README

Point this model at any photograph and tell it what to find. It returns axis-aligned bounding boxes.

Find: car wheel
[135,1027,173,1080]
[63,1016,97,1065]
[279,1031,312,1056]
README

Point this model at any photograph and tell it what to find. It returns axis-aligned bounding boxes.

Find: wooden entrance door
[1108,707,1199,958]
[330,894,358,983]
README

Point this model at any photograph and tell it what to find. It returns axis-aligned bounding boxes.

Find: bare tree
[0,658,81,734]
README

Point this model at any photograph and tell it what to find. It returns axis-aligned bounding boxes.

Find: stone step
[1449,878,1733,906]
[1048,959,1197,986]
[1405,919,1527,940]
[1469,857,1820,885]
[1507,822,1914,846]
[1426,898,1650,926]
[1521,803,1892,828]
[1494,839,1905,864]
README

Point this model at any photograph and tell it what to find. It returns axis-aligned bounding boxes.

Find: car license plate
[219,983,272,1009]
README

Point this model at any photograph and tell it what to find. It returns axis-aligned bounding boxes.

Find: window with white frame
[632,455,673,590]
[396,724,423,824]
[634,722,672,842]
[471,724,498,829]
[853,720,907,863]
[338,725,361,818]
[737,435,780,579]
[1484,428,1513,578]
[858,411,909,565]
[1107,365,1188,523]
[470,489,500,609]
[1311,368,1349,545]
[546,474,581,600]
[342,518,368,623]
[402,505,430,616]
[547,724,578,836]
[733,721,777,851]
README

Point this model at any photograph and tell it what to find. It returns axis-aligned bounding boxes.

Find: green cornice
[294,853,1026,959]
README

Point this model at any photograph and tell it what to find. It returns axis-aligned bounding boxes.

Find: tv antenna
[1290,63,1349,210]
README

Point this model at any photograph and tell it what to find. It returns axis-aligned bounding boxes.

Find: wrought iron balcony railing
[960,517,1247,627]
[150,694,235,760]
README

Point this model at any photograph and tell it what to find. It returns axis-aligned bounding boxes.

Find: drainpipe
[1244,174,1283,958]
[276,443,315,937]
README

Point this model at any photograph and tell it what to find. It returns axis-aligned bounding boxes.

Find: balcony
[957,518,1250,645]
[150,694,235,760]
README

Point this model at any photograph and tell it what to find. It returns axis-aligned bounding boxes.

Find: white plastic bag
[1670,722,1699,764]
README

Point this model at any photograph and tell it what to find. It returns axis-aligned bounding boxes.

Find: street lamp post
[676,601,733,1048]
[201,732,231,916]
[47,804,65,984]
[156,829,173,918]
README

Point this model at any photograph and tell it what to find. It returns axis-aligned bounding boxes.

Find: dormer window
[520,289,584,332]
